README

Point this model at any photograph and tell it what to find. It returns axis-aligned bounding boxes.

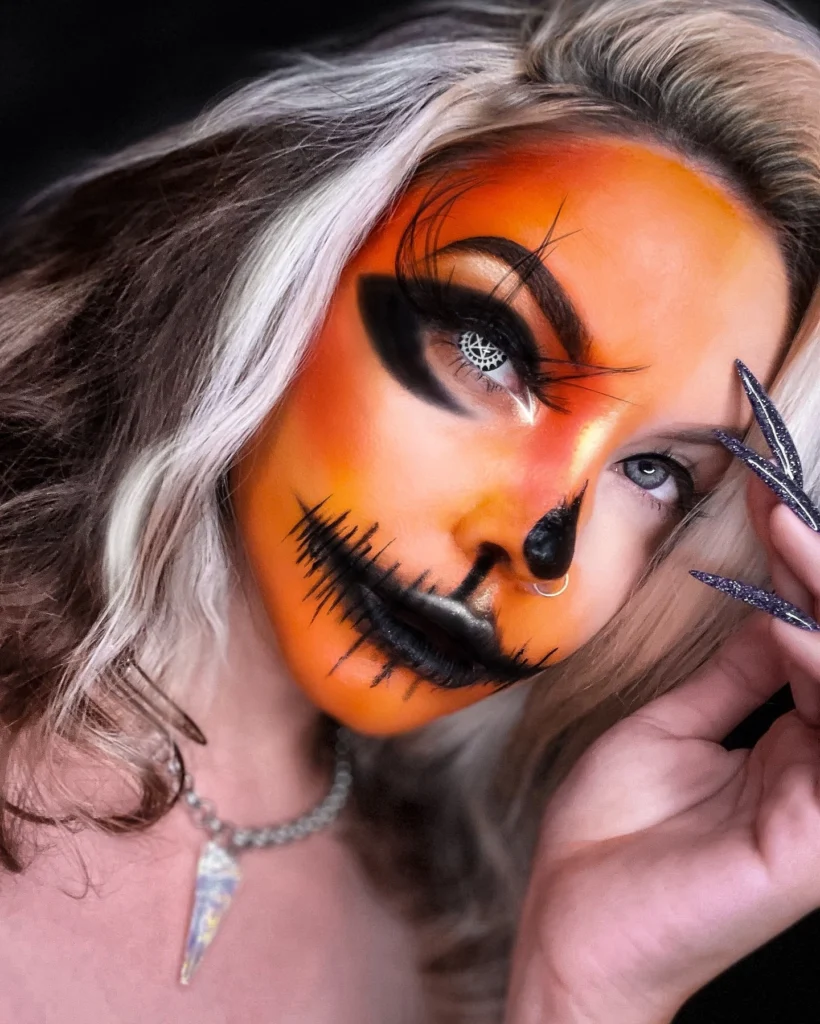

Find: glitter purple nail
[690,569,820,631]
[735,359,803,488]
[714,431,820,532]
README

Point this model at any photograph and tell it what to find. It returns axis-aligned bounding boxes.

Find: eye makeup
[290,497,553,694]
[357,273,616,418]
[357,273,550,415]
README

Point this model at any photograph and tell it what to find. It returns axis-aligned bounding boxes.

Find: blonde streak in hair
[20,5,820,1017]
[90,64,528,706]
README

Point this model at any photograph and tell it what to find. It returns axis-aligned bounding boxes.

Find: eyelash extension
[404,274,563,407]
[401,273,646,414]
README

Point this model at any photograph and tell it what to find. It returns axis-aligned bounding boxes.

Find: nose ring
[532,574,569,598]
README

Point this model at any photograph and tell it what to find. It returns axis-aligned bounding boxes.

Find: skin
[0,139,803,1024]
[232,136,789,733]
[506,482,820,1024]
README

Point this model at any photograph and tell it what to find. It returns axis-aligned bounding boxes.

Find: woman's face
[231,137,789,734]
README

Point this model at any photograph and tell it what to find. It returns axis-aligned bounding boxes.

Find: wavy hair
[2,1,820,1020]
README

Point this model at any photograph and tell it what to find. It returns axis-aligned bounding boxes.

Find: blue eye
[623,456,671,491]
[619,452,698,514]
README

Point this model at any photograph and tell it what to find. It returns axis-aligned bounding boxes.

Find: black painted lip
[295,500,550,689]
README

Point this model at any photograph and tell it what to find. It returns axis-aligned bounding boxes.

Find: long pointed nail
[690,570,820,631]
[714,431,820,532]
[735,359,803,488]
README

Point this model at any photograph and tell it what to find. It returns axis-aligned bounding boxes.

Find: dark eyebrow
[656,426,746,446]
[436,235,590,363]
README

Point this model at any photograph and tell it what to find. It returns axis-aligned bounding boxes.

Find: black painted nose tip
[523,488,585,580]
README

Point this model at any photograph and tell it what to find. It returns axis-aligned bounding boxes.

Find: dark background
[4,0,820,1019]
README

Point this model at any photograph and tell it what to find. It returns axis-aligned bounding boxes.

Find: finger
[772,615,820,714]
[769,504,820,724]
[747,474,779,552]
[637,618,785,741]
[769,550,820,725]
[770,503,820,604]
[749,486,820,724]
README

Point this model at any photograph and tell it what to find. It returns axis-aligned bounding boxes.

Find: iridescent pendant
[180,840,242,985]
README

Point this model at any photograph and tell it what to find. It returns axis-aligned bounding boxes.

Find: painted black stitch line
[372,659,398,689]
[299,514,355,574]
[325,539,399,621]
[286,496,332,540]
[401,570,432,600]
[293,497,557,691]
[299,525,366,624]
[403,676,423,702]
[303,525,359,596]
[293,506,350,557]
[311,525,382,621]
[320,524,380,610]
[330,628,377,675]
[291,500,414,688]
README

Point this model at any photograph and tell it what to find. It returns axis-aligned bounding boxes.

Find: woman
[2,0,820,1021]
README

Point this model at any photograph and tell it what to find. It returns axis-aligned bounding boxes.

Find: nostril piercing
[532,574,569,598]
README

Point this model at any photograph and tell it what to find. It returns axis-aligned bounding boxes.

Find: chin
[290,652,504,735]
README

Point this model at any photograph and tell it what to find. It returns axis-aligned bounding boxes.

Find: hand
[505,366,820,1024]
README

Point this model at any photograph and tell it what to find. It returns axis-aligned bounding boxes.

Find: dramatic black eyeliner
[357,273,552,413]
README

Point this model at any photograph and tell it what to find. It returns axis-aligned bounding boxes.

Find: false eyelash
[392,174,644,414]
[399,274,571,413]
[415,276,641,413]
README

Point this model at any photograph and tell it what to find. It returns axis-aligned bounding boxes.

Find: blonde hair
[1,0,819,1020]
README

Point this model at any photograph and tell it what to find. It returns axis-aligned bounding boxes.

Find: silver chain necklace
[165,727,353,984]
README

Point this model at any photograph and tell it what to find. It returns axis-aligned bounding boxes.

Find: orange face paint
[231,137,789,734]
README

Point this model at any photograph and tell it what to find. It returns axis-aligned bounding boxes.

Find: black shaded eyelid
[400,274,541,364]
[357,272,546,414]
[356,273,465,414]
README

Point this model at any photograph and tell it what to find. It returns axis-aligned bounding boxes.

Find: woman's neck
[166,575,329,827]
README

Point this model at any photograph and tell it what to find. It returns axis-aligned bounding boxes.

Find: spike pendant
[171,725,352,984]
[180,841,242,985]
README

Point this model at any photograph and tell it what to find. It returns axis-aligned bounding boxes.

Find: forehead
[357,136,790,427]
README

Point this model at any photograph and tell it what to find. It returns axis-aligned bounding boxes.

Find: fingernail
[690,569,820,631]
[734,360,803,488]
[714,430,820,532]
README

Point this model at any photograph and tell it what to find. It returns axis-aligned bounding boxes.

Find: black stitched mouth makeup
[289,497,554,695]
